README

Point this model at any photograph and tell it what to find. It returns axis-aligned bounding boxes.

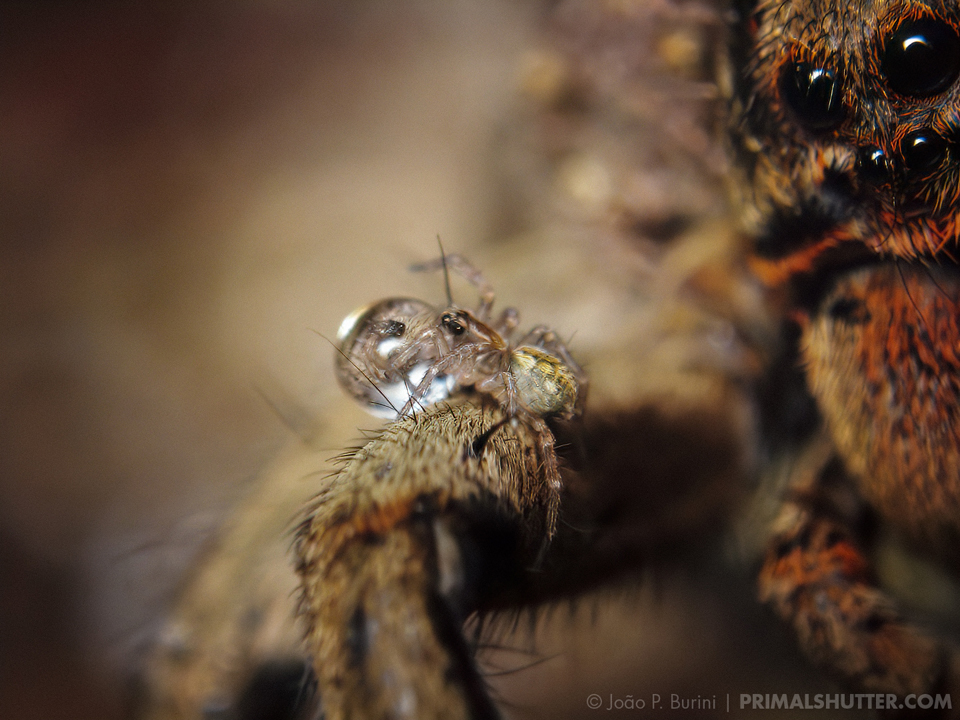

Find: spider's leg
[396,356,450,417]
[493,306,519,338]
[500,366,520,418]
[759,435,960,701]
[411,254,496,319]
[517,326,583,375]
[527,415,561,540]
[295,401,552,720]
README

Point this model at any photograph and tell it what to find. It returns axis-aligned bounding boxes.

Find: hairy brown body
[736,0,960,709]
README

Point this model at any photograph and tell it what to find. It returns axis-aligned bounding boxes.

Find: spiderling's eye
[780,60,846,131]
[881,17,960,97]
[900,128,949,175]
[441,312,466,336]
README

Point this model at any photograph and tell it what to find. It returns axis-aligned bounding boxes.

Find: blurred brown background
[1,3,533,717]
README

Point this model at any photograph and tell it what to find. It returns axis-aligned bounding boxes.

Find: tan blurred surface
[1,3,529,716]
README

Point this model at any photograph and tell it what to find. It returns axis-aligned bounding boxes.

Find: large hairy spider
[734,0,960,708]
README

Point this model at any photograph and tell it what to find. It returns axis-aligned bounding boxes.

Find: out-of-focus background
[1,3,533,716]
[0,2,855,719]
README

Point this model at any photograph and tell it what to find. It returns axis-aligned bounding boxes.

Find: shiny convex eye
[900,128,949,174]
[881,17,960,96]
[440,312,467,336]
[780,60,846,130]
[858,146,893,183]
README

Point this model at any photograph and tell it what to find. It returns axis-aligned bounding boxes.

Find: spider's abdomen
[509,347,579,418]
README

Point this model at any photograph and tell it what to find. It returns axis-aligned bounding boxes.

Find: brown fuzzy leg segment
[758,452,960,715]
[294,398,550,720]
[301,521,497,720]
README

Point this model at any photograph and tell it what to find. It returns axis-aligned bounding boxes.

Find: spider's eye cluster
[441,312,466,336]
[780,60,846,131]
[881,17,960,97]
[777,15,960,194]
[780,16,960,131]
[870,17,960,188]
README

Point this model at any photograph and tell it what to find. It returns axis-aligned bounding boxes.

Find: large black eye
[900,128,949,174]
[881,17,960,96]
[780,60,846,130]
